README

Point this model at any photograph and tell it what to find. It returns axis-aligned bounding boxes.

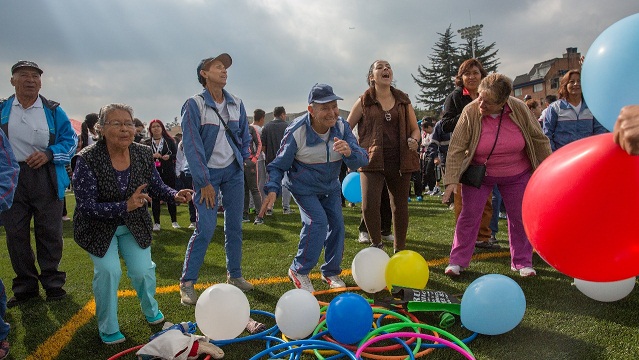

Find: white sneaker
[358,231,371,243]
[444,264,463,276]
[512,266,536,277]
[381,234,395,242]
[153,223,161,231]
[227,276,254,292]
[321,274,346,289]
[172,222,181,229]
[188,222,196,229]
[288,268,314,292]
[179,281,197,306]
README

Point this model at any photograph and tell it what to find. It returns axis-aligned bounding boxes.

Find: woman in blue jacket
[544,69,608,151]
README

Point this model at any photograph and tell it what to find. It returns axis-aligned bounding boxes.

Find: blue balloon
[582,13,639,131]
[326,293,372,344]
[341,172,362,203]
[460,274,526,335]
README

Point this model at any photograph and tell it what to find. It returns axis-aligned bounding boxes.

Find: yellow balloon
[385,250,429,292]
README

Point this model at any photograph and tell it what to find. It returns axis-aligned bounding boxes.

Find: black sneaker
[242,214,250,223]
[475,241,501,250]
[46,288,67,302]
[6,291,39,308]
[369,242,384,250]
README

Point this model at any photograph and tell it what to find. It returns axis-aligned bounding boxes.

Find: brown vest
[357,87,419,173]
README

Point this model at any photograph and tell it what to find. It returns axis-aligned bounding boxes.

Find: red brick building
[512,47,582,105]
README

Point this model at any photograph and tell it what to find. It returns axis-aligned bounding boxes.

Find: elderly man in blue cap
[262,83,369,292]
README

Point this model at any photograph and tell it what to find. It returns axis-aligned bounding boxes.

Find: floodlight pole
[457,24,483,59]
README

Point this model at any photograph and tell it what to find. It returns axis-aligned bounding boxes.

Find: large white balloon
[195,283,251,340]
[574,277,636,302]
[275,289,320,339]
[351,247,390,293]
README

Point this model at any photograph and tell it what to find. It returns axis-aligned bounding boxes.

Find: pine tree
[413,25,501,111]
[458,37,500,74]
[412,25,459,112]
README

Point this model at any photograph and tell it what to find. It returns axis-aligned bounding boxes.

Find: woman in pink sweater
[441,74,551,277]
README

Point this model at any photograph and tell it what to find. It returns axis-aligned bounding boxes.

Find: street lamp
[457,24,483,58]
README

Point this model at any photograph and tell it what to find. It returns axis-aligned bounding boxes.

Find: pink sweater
[472,107,532,177]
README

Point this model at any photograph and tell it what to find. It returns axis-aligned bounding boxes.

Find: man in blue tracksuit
[263,83,369,293]
[179,53,253,306]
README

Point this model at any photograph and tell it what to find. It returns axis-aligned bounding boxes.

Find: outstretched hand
[258,192,277,218]
[175,189,194,203]
[127,184,152,212]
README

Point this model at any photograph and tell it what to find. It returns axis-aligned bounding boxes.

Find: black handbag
[459,108,504,189]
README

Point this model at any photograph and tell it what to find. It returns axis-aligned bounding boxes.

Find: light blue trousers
[89,226,159,335]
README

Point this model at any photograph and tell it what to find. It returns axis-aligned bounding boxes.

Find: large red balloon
[522,133,639,281]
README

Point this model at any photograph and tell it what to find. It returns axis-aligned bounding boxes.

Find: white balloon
[574,277,636,302]
[195,283,251,340]
[351,247,391,293]
[275,289,320,339]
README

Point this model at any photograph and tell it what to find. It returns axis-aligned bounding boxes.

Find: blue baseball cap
[308,83,343,104]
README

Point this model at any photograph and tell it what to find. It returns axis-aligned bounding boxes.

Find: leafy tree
[412,25,459,112]
[413,25,501,111]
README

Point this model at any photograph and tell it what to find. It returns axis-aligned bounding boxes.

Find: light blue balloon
[582,13,639,131]
[460,274,526,335]
[341,172,362,203]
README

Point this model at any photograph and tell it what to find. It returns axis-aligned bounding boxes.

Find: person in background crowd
[133,118,146,143]
[175,138,197,229]
[0,60,77,308]
[73,103,193,344]
[613,105,639,155]
[419,117,436,195]
[538,95,557,127]
[0,126,20,360]
[442,73,551,277]
[143,119,180,230]
[179,53,254,307]
[79,113,99,151]
[250,109,267,212]
[426,119,449,197]
[525,99,542,122]
[243,116,263,225]
[543,69,608,151]
[261,106,295,215]
[262,106,295,215]
[440,58,497,249]
[263,83,368,292]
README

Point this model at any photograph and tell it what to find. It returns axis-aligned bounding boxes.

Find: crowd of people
[0,54,634,355]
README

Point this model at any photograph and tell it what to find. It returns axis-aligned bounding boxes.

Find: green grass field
[1,193,638,360]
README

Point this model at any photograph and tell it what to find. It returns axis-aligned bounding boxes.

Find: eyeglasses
[105,121,135,128]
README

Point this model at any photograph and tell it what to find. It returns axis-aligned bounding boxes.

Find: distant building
[512,47,582,106]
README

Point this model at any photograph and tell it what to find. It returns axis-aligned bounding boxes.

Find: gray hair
[98,103,134,127]
[97,103,134,141]
[478,73,513,105]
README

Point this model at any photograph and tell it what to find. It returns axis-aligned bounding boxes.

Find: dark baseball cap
[11,60,43,75]
[197,53,232,85]
[308,83,343,104]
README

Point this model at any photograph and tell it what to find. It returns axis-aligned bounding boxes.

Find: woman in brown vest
[347,60,420,252]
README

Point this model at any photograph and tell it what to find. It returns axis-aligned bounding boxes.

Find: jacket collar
[200,88,235,109]
[362,86,411,107]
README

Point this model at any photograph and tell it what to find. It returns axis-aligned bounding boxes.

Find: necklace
[384,111,391,122]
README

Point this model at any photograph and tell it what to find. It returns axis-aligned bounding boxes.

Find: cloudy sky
[1,0,637,125]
